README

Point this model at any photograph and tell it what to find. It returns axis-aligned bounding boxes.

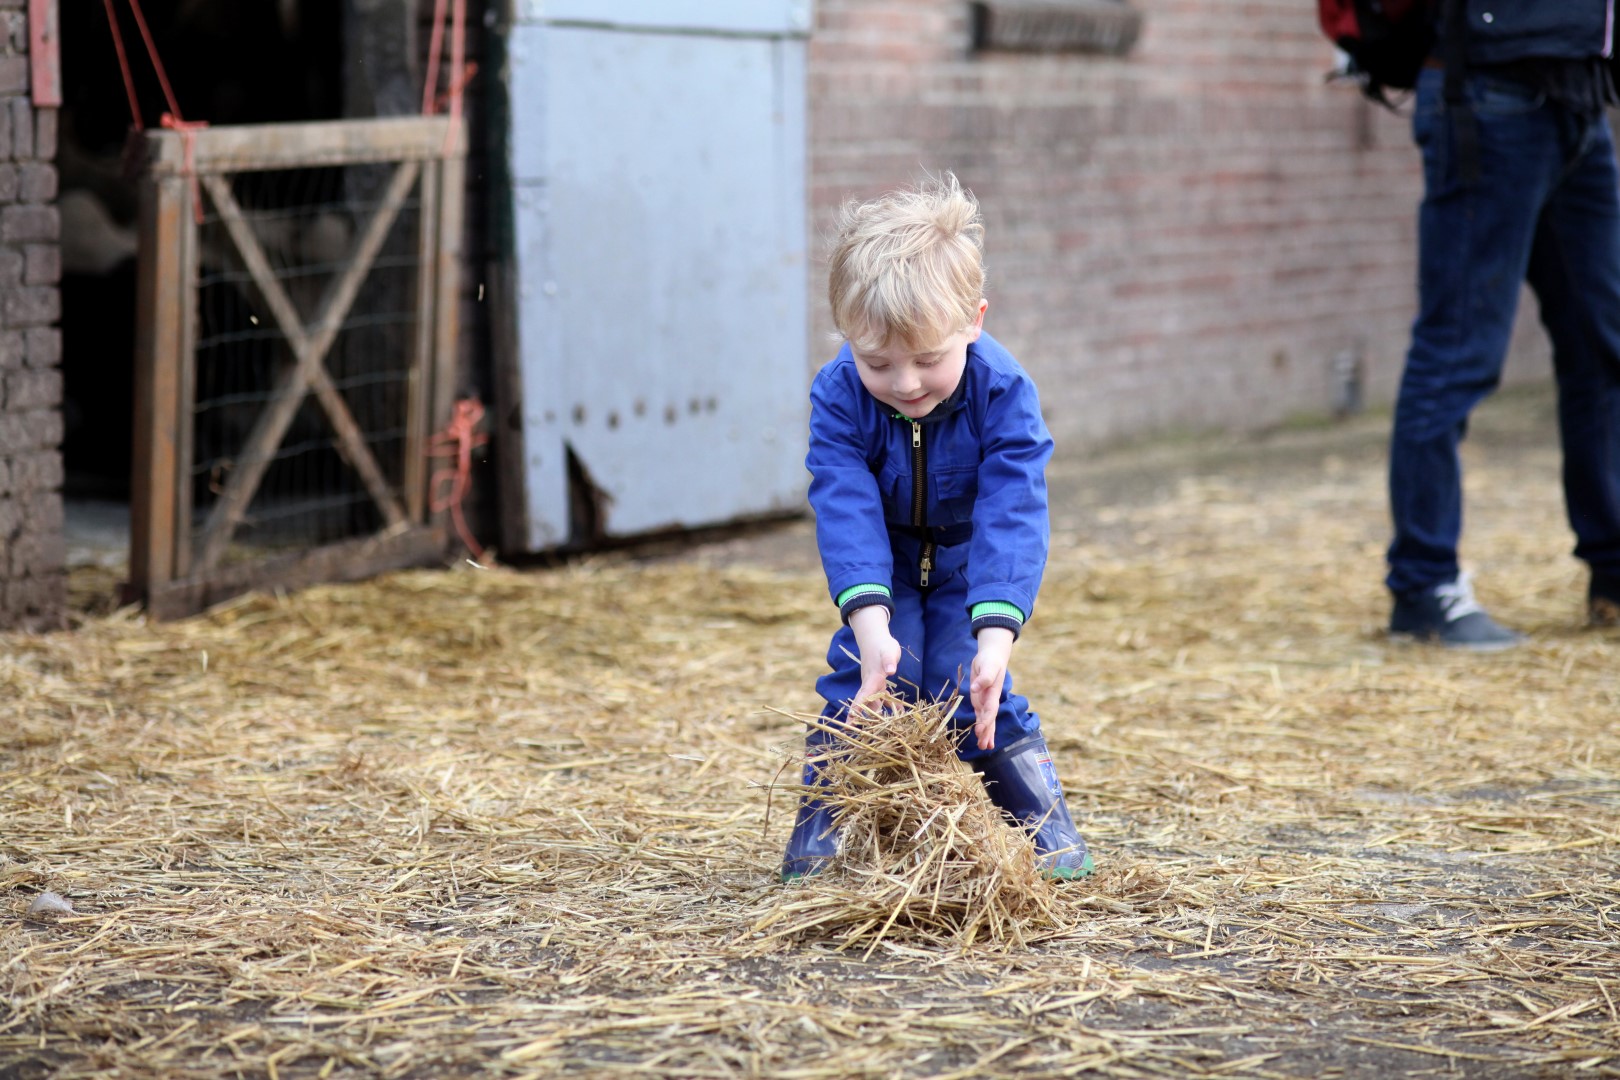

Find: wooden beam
[190,174,318,573]
[428,126,466,552]
[172,182,200,579]
[128,174,189,601]
[307,362,408,530]
[431,127,465,436]
[145,117,464,177]
[146,524,447,621]
[293,162,420,529]
[405,159,441,523]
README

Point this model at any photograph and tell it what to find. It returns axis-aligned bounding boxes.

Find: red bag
[1317,0,1436,101]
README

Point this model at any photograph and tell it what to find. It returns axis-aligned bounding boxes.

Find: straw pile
[757,694,1066,952]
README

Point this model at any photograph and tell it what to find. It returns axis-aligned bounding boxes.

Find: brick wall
[807,0,1551,449]
[0,0,62,630]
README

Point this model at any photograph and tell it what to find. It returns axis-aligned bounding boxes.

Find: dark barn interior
[60,0,345,502]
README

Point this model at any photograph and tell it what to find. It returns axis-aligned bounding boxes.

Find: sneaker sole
[1388,630,1524,653]
[1041,854,1096,881]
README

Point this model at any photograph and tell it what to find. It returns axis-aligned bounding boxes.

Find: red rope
[448,0,467,122]
[102,0,142,131]
[122,0,183,121]
[431,62,478,116]
[101,0,195,130]
[101,0,204,220]
[428,397,490,564]
[424,0,472,153]
[421,0,449,115]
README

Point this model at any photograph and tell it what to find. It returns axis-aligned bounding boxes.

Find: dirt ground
[3,385,1618,1078]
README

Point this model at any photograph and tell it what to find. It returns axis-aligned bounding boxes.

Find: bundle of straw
[757,693,1071,953]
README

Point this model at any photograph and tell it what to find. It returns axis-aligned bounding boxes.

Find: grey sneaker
[1389,575,1525,652]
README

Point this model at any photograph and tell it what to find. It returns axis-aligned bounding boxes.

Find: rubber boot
[780,730,842,882]
[972,732,1094,879]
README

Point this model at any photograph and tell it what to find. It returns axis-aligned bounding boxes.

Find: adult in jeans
[1388,2,1620,649]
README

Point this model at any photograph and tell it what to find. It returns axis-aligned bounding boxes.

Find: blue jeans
[1387,67,1620,597]
[814,551,1040,763]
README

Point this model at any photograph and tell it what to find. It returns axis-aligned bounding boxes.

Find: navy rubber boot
[780,731,842,882]
[972,732,1094,879]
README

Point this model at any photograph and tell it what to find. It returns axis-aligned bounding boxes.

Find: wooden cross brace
[193,162,420,574]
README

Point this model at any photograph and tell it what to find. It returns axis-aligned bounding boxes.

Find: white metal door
[506,0,811,549]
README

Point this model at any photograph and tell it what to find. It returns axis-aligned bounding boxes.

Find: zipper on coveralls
[910,420,934,587]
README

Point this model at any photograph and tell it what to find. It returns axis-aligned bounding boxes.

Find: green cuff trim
[837,583,892,607]
[971,601,1025,623]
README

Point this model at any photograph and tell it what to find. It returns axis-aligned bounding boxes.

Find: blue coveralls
[806,332,1053,762]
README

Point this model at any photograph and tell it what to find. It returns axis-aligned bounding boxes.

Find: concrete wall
[806,0,1551,450]
[0,0,62,631]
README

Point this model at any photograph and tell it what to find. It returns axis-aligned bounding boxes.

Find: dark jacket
[1447,0,1613,65]
[806,331,1053,626]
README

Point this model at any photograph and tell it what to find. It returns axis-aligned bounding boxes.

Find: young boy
[781,174,1094,883]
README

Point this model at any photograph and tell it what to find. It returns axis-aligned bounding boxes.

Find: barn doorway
[58,0,408,603]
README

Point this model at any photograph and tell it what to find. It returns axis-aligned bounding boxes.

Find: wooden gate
[130,117,465,619]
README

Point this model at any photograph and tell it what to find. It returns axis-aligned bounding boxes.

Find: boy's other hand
[969,627,1015,750]
[849,606,901,710]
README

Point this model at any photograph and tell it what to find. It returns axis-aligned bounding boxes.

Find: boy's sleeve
[807,369,896,620]
[965,370,1053,635]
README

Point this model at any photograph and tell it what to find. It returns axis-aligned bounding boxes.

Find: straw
[757,693,1070,955]
[3,387,1616,1077]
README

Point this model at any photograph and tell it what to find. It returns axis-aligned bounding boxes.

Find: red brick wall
[0,0,62,630]
[807,0,1550,449]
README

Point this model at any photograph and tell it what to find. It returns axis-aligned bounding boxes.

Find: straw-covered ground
[4,386,1618,1079]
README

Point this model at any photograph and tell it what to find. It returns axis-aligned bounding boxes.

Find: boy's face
[850,300,987,420]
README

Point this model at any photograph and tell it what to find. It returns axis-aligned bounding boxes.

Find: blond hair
[828,173,986,352]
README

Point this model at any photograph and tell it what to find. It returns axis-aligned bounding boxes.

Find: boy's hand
[969,627,1015,750]
[848,605,901,711]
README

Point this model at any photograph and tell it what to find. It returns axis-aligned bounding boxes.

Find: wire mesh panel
[131,118,464,618]
[193,166,416,553]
